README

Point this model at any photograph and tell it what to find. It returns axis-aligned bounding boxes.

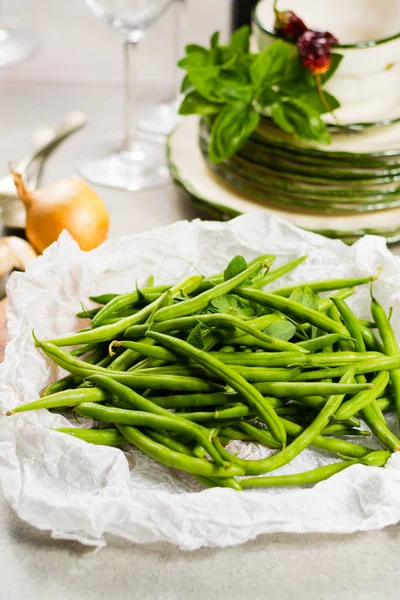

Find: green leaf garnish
[264,320,296,342]
[177,28,342,162]
[289,286,319,311]
[223,255,248,281]
[211,295,254,319]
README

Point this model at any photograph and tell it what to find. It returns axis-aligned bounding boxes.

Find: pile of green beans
[9,254,399,490]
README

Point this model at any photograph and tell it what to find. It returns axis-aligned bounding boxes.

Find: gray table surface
[1,81,400,600]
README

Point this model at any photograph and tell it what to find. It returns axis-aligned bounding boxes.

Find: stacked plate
[168,0,400,244]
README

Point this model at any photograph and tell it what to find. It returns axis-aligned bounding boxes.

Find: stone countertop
[2,80,400,600]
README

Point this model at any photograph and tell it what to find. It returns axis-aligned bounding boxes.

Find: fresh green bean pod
[10,388,110,414]
[208,350,382,368]
[54,427,125,446]
[334,371,390,421]
[297,334,351,352]
[254,381,372,397]
[293,355,400,382]
[280,418,371,458]
[89,293,119,304]
[250,256,307,289]
[272,273,379,298]
[241,461,354,488]
[193,253,276,294]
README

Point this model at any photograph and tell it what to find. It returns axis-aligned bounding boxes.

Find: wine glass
[78,0,173,191]
[137,0,187,136]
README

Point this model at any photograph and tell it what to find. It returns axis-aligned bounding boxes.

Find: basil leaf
[210,31,220,50]
[187,67,253,104]
[178,44,210,69]
[250,40,290,88]
[186,323,209,349]
[180,75,192,93]
[227,25,250,55]
[224,255,247,280]
[321,53,343,84]
[299,90,340,115]
[289,286,319,311]
[264,320,296,342]
[271,99,331,145]
[209,103,260,162]
[257,87,280,107]
[211,294,254,319]
[279,56,314,93]
[179,91,221,116]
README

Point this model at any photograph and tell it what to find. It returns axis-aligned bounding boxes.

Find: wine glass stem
[123,39,138,149]
[173,0,186,97]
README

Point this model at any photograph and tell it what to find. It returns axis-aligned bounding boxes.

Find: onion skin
[12,171,110,253]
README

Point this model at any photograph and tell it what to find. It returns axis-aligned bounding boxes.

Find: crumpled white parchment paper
[2,212,400,550]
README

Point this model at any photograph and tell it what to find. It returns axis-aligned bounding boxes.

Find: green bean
[293,355,400,381]
[54,427,125,446]
[180,404,255,422]
[241,461,354,487]
[334,371,390,421]
[241,450,390,487]
[10,388,110,414]
[142,365,301,383]
[111,340,176,362]
[89,293,119,304]
[317,289,356,313]
[219,426,254,441]
[192,474,242,491]
[376,397,394,412]
[361,323,384,352]
[250,256,307,289]
[214,370,356,474]
[360,404,400,451]
[272,273,378,298]
[152,259,267,323]
[147,331,287,446]
[42,276,199,346]
[236,288,350,337]
[253,381,372,397]
[297,333,350,352]
[209,350,382,368]
[371,294,400,428]
[144,430,193,456]
[280,418,371,458]
[238,422,281,449]
[146,393,236,409]
[194,253,276,294]
[117,424,244,478]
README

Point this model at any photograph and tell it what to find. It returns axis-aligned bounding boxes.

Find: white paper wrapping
[2,212,400,550]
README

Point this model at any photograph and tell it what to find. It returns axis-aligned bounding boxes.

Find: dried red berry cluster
[274,2,338,75]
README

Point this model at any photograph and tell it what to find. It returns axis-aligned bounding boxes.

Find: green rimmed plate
[168,116,400,244]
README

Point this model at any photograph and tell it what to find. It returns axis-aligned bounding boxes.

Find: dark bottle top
[231,0,258,30]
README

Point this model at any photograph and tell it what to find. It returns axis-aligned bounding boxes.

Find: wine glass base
[0,26,37,68]
[77,132,171,191]
[137,97,181,136]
